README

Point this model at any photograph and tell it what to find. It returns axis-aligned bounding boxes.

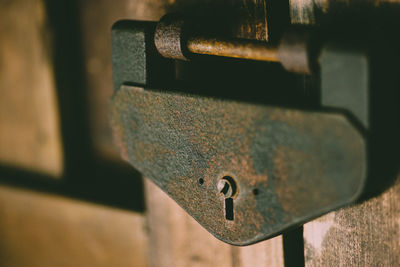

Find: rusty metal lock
[109,14,398,245]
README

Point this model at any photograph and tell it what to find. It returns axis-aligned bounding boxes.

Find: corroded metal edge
[110,85,367,245]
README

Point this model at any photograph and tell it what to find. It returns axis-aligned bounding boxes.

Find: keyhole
[224,198,234,221]
[217,176,237,221]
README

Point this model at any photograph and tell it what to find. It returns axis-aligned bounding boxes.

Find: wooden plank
[304,175,400,266]
[235,0,269,41]
[145,180,284,267]
[0,184,149,267]
[289,0,324,24]
[145,180,232,267]
[80,0,168,159]
[290,1,400,266]
[0,0,63,177]
[290,0,400,24]
[0,2,150,266]
[232,238,284,267]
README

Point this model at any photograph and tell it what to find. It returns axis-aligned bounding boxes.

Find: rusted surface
[111,85,366,245]
[80,0,273,159]
[153,14,313,73]
[187,36,280,62]
[155,13,188,60]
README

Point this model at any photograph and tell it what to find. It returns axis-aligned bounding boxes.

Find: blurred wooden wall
[1,0,399,266]
[0,0,149,266]
[0,0,63,177]
[0,0,285,266]
[290,1,400,266]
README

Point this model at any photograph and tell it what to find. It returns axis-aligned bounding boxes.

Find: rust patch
[110,85,366,245]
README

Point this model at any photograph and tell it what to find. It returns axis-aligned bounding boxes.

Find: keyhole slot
[218,176,237,198]
[225,198,234,221]
[218,175,238,221]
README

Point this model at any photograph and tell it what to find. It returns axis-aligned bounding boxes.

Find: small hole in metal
[198,178,204,185]
[225,198,234,220]
[252,188,259,196]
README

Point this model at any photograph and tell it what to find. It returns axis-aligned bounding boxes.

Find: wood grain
[145,180,284,267]
[235,0,269,41]
[0,0,63,177]
[232,238,284,267]
[0,184,148,267]
[80,0,169,159]
[290,0,400,24]
[304,175,400,266]
[291,1,400,266]
[289,0,325,24]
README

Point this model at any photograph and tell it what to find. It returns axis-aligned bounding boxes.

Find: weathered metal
[277,28,313,74]
[112,20,174,90]
[153,14,312,74]
[321,45,369,128]
[110,18,373,245]
[154,13,189,61]
[110,85,367,245]
[187,36,280,63]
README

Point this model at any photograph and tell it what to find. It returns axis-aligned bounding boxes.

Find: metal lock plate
[110,17,374,245]
[111,86,366,245]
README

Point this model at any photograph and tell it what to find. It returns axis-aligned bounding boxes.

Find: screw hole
[252,188,259,196]
[198,178,204,185]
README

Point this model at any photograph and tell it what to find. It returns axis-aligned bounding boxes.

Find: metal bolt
[154,14,313,74]
[187,36,280,63]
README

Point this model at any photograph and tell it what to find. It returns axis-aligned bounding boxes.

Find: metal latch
[110,14,398,245]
